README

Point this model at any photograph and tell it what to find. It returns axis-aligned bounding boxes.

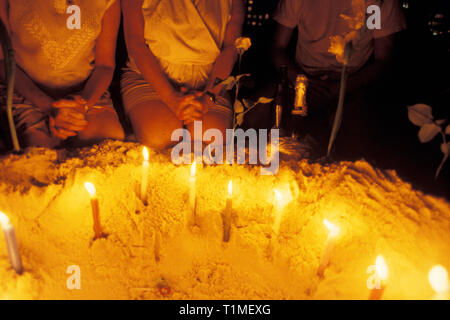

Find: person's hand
[183,89,214,124]
[166,91,204,123]
[197,93,215,114]
[50,97,88,139]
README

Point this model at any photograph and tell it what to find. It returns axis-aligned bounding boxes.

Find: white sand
[0,140,448,299]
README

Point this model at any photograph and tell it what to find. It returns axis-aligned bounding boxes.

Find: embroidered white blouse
[6,0,115,90]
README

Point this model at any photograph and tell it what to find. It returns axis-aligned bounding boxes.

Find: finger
[181,108,203,121]
[54,112,87,129]
[61,122,87,132]
[53,130,70,140]
[181,97,203,110]
[54,118,87,131]
[56,116,88,129]
[51,128,67,139]
[50,123,73,139]
[55,127,77,138]
[181,115,198,124]
[52,100,81,109]
[58,114,88,127]
[49,118,63,139]
[58,108,87,122]
[74,95,87,106]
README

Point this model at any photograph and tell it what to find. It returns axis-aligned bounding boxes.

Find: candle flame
[0,211,11,227]
[84,182,96,198]
[323,219,340,237]
[143,146,149,162]
[375,255,388,281]
[429,265,449,294]
[228,180,233,196]
[274,189,282,202]
[191,161,196,177]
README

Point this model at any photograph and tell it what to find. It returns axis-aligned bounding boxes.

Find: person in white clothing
[121,0,245,150]
[0,0,124,148]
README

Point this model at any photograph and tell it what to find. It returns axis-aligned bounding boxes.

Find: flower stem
[0,19,20,152]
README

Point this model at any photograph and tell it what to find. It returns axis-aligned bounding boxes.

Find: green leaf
[408,104,434,127]
[257,97,273,104]
[446,125,450,135]
[236,113,244,126]
[236,74,251,82]
[418,123,441,143]
[242,99,252,109]
[234,100,244,113]
[220,76,236,91]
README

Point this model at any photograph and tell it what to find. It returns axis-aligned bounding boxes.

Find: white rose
[235,37,252,53]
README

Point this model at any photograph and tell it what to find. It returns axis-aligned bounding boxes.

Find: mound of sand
[0,140,448,299]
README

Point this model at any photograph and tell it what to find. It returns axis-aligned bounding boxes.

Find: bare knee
[22,129,62,149]
[186,112,231,144]
[77,112,125,144]
[128,102,182,150]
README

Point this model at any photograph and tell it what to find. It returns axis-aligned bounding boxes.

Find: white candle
[428,265,449,300]
[223,180,233,242]
[141,147,150,204]
[369,255,388,300]
[0,211,23,274]
[272,190,284,236]
[189,161,197,220]
[84,182,103,239]
[317,219,340,277]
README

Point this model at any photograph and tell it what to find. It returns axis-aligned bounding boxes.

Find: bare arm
[205,0,245,95]
[81,0,120,107]
[121,0,203,120]
[271,22,299,83]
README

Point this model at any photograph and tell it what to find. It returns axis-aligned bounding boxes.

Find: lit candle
[0,211,23,274]
[141,147,150,204]
[272,190,284,236]
[189,161,197,219]
[317,219,340,277]
[428,265,449,300]
[84,182,103,239]
[369,255,388,300]
[223,180,233,242]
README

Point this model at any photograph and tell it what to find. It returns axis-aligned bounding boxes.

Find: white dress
[130,0,233,89]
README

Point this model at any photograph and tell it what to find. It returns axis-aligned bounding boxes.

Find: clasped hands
[49,95,89,140]
[169,88,215,125]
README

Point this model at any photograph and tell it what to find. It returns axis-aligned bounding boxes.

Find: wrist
[163,90,181,112]
[204,91,217,104]
[36,97,54,115]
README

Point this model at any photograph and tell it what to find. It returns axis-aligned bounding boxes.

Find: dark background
[234,0,450,198]
[1,0,449,198]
